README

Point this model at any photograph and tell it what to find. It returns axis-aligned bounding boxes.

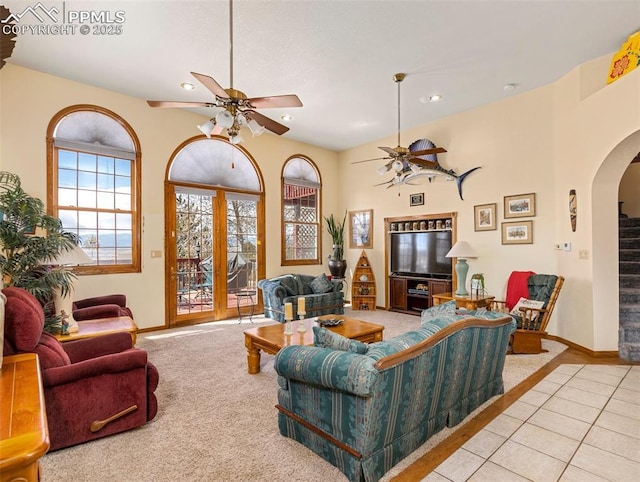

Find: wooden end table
[54,315,138,344]
[243,315,384,374]
[431,292,495,311]
[0,354,50,482]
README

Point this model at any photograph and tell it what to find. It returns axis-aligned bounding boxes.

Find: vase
[328,259,347,279]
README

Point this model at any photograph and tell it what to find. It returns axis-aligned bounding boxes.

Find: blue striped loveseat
[274,307,515,482]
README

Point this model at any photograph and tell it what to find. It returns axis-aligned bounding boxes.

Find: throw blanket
[506,271,536,310]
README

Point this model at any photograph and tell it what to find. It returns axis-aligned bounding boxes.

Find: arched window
[47,105,141,274]
[281,156,321,265]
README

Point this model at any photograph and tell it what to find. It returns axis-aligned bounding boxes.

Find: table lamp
[446,241,477,297]
[51,245,93,333]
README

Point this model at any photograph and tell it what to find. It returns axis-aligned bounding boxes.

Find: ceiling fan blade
[191,72,230,99]
[351,156,392,165]
[379,146,400,156]
[408,158,439,169]
[248,94,303,109]
[410,147,447,157]
[147,101,216,108]
[244,110,289,135]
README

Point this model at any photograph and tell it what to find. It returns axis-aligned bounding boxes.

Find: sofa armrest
[257,279,288,300]
[331,279,345,292]
[275,345,378,397]
[42,348,148,387]
[63,332,134,363]
[73,304,123,321]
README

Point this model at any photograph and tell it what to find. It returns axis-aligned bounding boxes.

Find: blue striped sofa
[257,273,345,322]
[274,306,515,482]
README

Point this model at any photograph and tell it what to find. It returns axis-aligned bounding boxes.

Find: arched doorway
[592,129,640,359]
[164,136,265,327]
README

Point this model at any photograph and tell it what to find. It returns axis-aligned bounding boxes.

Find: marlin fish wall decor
[373,139,480,200]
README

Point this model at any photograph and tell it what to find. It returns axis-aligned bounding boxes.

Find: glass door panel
[226,196,258,312]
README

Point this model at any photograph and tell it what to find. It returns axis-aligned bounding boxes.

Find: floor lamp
[51,245,93,333]
[446,241,477,297]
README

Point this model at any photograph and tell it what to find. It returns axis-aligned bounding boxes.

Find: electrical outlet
[579,250,589,259]
[150,250,162,258]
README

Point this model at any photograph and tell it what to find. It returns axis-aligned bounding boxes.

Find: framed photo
[504,193,536,218]
[349,209,373,249]
[502,220,533,245]
[474,203,497,231]
[410,193,424,206]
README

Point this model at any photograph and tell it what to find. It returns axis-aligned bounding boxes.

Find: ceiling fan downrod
[394,73,406,149]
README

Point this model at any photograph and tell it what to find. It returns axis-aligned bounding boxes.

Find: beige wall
[338,56,640,352]
[2,59,639,352]
[0,64,338,330]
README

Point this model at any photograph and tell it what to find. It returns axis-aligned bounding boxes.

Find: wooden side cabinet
[1,353,50,482]
[389,275,452,315]
[389,276,407,311]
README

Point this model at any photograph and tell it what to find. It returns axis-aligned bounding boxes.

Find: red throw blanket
[506,271,536,310]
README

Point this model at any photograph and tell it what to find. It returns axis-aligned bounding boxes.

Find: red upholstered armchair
[2,287,159,451]
[72,294,133,321]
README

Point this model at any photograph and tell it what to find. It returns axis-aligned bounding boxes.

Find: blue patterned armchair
[274,305,515,482]
[257,273,344,322]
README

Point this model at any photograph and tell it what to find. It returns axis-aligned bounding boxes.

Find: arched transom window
[47,105,141,274]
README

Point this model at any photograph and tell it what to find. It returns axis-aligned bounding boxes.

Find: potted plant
[0,171,78,333]
[324,211,347,278]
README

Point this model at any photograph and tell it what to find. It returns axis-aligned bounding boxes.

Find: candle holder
[284,317,293,335]
[297,313,307,333]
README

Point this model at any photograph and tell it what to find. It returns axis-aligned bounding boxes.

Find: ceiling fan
[351,72,446,173]
[146,0,302,144]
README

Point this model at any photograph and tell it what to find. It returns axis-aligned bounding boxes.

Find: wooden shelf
[351,250,376,311]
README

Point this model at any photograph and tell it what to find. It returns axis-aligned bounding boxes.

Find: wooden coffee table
[243,315,384,374]
[54,315,138,345]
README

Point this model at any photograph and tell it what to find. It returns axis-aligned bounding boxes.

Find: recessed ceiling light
[503,83,518,91]
[420,94,442,103]
[180,82,195,90]
[280,114,293,122]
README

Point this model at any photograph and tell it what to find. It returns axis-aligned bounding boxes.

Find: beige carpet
[40,308,567,481]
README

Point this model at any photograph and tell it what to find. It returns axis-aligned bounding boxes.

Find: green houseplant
[0,171,78,333]
[324,211,347,278]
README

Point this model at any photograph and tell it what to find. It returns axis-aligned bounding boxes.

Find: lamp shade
[215,110,234,128]
[51,245,93,266]
[197,119,216,138]
[446,241,477,259]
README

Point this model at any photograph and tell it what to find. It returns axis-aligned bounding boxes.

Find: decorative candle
[284,302,293,320]
[298,297,306,314]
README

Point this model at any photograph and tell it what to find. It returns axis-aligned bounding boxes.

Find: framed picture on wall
[409,193,424,206]
[349,209,373,249]
[501,220,533,244]
[504,193,536,218]
[474,203,497,231]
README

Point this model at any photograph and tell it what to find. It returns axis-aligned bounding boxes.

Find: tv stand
[389,274,452,315]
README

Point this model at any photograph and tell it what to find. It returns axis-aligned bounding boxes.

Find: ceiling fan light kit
[146,0,302,144]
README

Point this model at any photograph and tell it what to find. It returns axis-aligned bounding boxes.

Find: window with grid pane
[282,156,321,265]
[47,106,141,274]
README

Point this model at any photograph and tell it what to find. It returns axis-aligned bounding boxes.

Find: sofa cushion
[313,326,369,354]
[277,275,298,296]
[421,300,456,324]
[310,273,334,294]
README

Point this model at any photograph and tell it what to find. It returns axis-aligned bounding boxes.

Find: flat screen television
[390,231,452,276]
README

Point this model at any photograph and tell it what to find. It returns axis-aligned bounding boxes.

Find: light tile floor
[424,365,640,482]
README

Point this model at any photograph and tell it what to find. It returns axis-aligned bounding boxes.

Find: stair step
[619,217,640,228]
[620,321,640,342]
[620,289,640,304]
[620,274,640,288]
[620,250,640,262]
[619,238,640,249]
[619,262,640,274]
[619,227,640,238]
[618,343,640,362]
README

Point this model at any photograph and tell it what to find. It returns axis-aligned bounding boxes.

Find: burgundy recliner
[2,287,159,451]
[72,293,133,321]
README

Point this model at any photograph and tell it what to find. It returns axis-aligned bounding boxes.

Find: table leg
[244,336,261,374]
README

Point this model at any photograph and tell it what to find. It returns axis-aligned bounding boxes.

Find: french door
[166,185,261,327]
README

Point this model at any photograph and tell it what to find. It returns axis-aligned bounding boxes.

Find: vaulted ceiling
[3,1,639,151]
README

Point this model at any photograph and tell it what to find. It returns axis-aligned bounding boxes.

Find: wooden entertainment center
[384,212,457,315]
